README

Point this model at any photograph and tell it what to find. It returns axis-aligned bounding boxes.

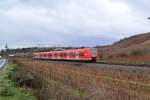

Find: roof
[33,47,93,54]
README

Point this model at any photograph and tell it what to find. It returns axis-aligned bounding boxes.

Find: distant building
[8,54,15,57]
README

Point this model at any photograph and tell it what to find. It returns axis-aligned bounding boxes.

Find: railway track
[12,58,150,76]
[34,59,150,68]
[30,59,150,74]
[95,61,150,67]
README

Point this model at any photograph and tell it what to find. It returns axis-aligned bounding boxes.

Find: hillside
[113,32,150,48]
[98,32,150,63]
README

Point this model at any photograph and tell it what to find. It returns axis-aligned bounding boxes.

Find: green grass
[0,61,36,100]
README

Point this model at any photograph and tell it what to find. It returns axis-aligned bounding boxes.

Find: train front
[91,48,97,61]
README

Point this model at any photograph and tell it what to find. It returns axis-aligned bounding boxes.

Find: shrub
[99,52,106,61]
[19,90,36,100]
[108,55,114,59]
[8,65,43,89]
[130,49,145,56]
[117,52,128,57]
[0,86,14,97]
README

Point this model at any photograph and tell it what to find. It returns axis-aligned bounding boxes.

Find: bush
[130,50,145,56]
[8,66,43,89]
[117,53,128,57]
[0,86,14,97]
[108,55,114,59]
[99,52,106,60]
[19,90,36,100]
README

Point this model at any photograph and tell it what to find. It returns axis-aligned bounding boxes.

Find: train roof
[33,47,95,54]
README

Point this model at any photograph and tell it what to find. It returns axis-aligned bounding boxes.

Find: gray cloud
[0,0,149,49]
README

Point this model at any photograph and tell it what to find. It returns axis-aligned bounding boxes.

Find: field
[9,58,150,100]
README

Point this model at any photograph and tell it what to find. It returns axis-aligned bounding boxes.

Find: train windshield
[91,48,97,56]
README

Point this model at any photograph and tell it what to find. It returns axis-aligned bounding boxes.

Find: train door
[67,52,69,59]
[91,48,97,56]
[91,48,97,61]
[76,51,79,60]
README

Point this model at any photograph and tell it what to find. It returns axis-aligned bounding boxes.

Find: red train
[33,48,97,61]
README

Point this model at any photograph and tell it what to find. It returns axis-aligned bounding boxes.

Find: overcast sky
[0,0,150,49]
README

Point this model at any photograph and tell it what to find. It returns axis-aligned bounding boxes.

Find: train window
[79,52,84,56]
[60,53,63,57]
[62,53,67,56]
[69,53,76,57]
[69,53,72,56]
[72,53,74,56]
[48,54,52,57]
[74,53,76,56]
[54,53,58,57]
[76,53,79,56]
[64,53,67,56]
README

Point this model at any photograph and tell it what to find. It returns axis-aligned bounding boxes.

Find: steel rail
[33,59,150,68]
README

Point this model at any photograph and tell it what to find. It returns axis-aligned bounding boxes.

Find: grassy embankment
[10,58,150,100]
[0,60,36,100]
[7,58,88,100]
[99,49,150,65]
